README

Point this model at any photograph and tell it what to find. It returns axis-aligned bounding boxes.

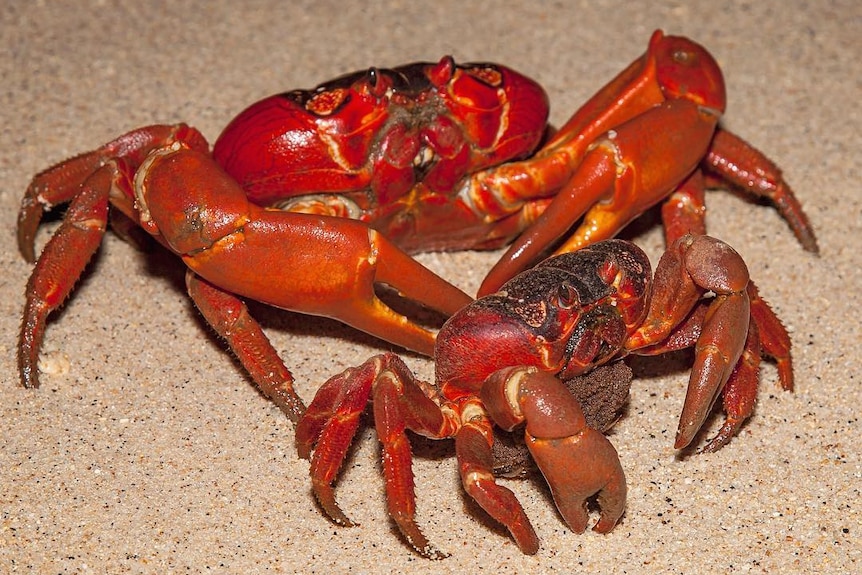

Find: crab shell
[435,239,652,400]
[212,57,550,251]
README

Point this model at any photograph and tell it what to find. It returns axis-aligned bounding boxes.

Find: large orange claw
[482,366,627,534]
[475,31,816,296]
[625,235,765,451]
[17,125,472,424]
[135,143,471,359]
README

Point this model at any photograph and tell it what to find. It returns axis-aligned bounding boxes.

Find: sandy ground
[1,1,859,573]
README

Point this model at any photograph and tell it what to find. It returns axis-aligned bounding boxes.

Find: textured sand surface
[1,2,859,573]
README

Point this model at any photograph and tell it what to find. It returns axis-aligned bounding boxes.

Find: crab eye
[555,282,579,309]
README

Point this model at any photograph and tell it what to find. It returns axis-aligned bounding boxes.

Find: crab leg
[624,235,752,449]
[700,318,761,452]
[17,125,210,389]
[476,31,816,295]
[698,281,793,452]
[454,414,540,554]
[746,282,793,391]
[186,271,306,422]
[482,367,626,535]
[705,129,818,253]
[18,161,113,388]
[479,98,719,295]
[660,170,708,242]
[295,358,379,526]
[296,354,456,559]
[660,170,795,395]
[655,182,794,450]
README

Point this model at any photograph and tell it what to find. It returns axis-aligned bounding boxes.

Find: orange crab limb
[18,162,113,389]
[476,30,816,295]
[706,129,818,253]
[297,354,455,559]
[479,98,719,295]
[696,281,793,452]
[136,145,471,357]
[299,353,548,557]
[454,417,540,554]
[186,271,307,422]
[17,125,211,389]
[482,367,626,534]
[18,126,471,411]
[623,235,753,449]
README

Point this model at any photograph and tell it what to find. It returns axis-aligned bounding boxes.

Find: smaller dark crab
[296,235,792,557]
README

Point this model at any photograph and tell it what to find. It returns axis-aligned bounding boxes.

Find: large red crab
[16,31,809,554]
[296,235,792,557]
[17,31,813,425]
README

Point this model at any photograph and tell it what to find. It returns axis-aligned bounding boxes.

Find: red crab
[296,235,792,557]
[17,31,813,429]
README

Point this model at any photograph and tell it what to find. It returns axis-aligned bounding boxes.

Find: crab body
[212,58,549,252]
[435,242,649,396]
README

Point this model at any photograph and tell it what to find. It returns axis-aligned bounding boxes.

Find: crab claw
[482,366,626,534]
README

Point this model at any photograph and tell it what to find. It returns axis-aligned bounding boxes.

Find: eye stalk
[365,67,391,98]
[428,56,456,89]
[358,67,392,99]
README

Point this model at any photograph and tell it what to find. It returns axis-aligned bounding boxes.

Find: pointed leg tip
[798,231,819,255]
[399,522,449,559]
[777,361,795,392]
[674,424,698,451]
[592,516,620,534]
[21,373,40,389]
[312,482,357,528]
[416,543,450,560]
[325,508,357,528]
[697,418,743,454]
[18,350,41,389]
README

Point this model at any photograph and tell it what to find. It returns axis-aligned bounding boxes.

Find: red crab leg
[700,282,793,452]
[629,276,791,453]
[660,170,795,393]
[295,358,378,526]
[17,125,211,389]
[700,318,761,452]
[454,412,540,554]
[477,31,816,295]
[624,235,753,449]
[659,170,794,447]
[746,282,793,391]
[481,367,626,535]
[18,161,114,388]
[296,354,456,559]
[705,128,818,253]
[186,271,306,422]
